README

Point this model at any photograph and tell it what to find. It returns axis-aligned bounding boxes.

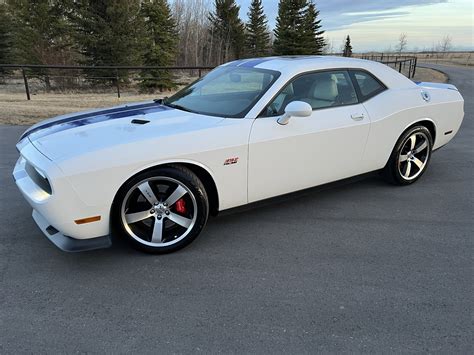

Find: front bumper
[32,210,111,252]
[13,139,112,252]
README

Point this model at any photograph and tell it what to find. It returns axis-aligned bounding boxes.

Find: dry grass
[418,52,473,67]
[411,67,448,83]
[0,67,448,125]
[398,51,474,67]
[0,92,173,125]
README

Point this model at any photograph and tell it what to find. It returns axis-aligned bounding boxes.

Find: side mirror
[277,101,312,125]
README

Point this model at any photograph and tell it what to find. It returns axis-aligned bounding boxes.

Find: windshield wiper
[162,102,194,113]
[156,97,196,114]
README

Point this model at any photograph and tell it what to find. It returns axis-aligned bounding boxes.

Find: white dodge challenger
[13,56,464,253]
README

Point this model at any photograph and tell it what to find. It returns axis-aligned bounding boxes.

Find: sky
[235,0,474,52]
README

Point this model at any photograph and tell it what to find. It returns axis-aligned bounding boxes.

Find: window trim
[348,69,388,102]
[258,67,387,118]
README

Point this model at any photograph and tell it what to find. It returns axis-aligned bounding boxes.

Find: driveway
[0,64,472,353]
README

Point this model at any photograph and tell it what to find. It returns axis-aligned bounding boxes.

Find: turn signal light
[75,216,101,225]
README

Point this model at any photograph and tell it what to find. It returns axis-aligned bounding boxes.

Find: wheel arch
[383,118,436,168]
[402,118,436,145]
[113,160,220,217]
[168,162,219,216]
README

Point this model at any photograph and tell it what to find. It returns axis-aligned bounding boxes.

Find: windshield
[164,66,280,118]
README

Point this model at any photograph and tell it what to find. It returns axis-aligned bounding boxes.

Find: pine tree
[209,0,245,63]
[7,0,74,65]
[301,1,325,54]
[70,0,144,82]
[0,3,13,70]
[139,0,178,91]
[245,0,270,58]
[7,0,75,89]
[273,0,307,55]
[343,35,352,57]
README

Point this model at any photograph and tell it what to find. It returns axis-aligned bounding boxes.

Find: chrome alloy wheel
[120,177,198,247]
[398,132,430,181]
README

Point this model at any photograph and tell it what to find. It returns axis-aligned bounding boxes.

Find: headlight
[25,161,52,195]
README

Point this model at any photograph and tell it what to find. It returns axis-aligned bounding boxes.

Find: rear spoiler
[415,82,459,92]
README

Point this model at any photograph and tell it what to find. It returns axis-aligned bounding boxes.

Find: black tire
[112,165,209,254]
[383,125,433,185]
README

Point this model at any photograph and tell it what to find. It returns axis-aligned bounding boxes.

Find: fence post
[398,61,402,73]
[115,69,121,99]
[412,58,417,77]
[198,69,202,78]
[21,68,31,101]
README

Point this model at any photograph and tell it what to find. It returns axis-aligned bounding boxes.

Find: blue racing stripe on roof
[226,59,245,67]
[238,58,272,68]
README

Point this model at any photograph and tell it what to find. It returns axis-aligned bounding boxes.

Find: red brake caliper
[175,198,187,214]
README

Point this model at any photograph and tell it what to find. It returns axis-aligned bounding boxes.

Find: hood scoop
[131,119,150,125]
[20,101,171,141]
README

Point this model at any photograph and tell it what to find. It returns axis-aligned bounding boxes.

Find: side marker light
[75,216,101,225]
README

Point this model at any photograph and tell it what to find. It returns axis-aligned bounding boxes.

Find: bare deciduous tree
[172,0,214,67]
[438,35,452,56]
[322,36,334,54]
[396,33,408,54]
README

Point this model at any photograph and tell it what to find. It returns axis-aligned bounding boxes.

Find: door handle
[351,113,365,121]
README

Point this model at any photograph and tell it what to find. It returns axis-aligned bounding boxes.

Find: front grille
[25,162,52,195]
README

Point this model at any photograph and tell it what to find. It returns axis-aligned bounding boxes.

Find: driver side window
[262,70,358,117]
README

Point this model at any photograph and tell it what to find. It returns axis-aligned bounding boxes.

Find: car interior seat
[302,74,339,109]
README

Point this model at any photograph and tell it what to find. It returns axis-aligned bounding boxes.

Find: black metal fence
[0,55,417,101]
[354,54,418,78]
[0,64,214,100]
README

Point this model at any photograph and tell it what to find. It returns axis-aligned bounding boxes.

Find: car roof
[224,56,416,89]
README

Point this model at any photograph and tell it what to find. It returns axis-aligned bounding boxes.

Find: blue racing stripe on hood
[21,102,172,141]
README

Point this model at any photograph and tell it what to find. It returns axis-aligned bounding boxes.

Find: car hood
[19,101,225,161]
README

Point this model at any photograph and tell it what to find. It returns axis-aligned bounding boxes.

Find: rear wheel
[383,126,433,185]
[113,166,209,253]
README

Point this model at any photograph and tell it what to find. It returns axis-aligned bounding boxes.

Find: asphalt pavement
[0,64,472,353]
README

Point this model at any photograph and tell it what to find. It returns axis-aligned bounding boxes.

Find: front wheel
[112,165,209,253]
[383,126,433,185]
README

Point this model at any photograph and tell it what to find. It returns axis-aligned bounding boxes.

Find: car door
[248,70,371,203]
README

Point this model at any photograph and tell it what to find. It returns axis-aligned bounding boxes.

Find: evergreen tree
[7,0,75,89]
[245,0,270,57]
[274,0,325,55]
[273,0,307,55]
[301,1,325,54]
[0,3,13,70]
[69,0,144,82]
[7,0,74,65]
[139,0,178,91]
[209,0,245,63]
[343,35,352,57]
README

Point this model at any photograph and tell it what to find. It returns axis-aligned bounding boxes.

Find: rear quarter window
[350,70,387,101]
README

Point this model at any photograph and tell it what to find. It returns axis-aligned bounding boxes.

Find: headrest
[312,75,338,101]
[282,82,294,96]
